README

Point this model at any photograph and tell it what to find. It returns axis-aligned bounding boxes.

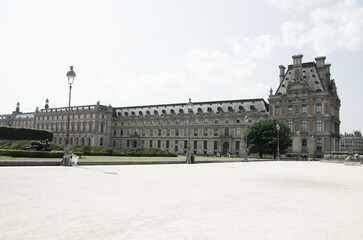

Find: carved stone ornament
[293,69,302,81]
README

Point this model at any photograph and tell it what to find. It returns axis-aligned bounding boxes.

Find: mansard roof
[113,98,269,118]
[276,63,325,95]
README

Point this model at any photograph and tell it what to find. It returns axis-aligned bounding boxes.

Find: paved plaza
[0,162,362,240]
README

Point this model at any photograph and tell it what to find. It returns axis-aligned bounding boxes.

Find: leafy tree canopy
[243,118,292,158]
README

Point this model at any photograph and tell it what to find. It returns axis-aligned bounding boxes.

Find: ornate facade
[340,131,363,154]
[0,55,341,157]
[268,55,340,156]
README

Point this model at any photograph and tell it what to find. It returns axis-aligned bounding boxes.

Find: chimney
[292,54,303,67]
[315,56,326,68]
[279,65,286,83]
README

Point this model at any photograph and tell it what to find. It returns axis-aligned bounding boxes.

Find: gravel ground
[0,162,362,240]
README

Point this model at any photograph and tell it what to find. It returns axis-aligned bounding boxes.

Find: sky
[0,0,362,133]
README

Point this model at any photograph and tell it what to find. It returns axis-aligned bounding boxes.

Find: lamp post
[64,66,76,166]
[276,124,280,161]
[244,116,249,162]
[186,98,193,164]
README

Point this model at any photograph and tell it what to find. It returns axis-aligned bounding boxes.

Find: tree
[243,118,292,158]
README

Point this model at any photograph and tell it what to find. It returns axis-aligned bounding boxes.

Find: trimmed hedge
[0,126,53,141]
[71,146,177,157]
[0,150,64,158]
[0,150,83,158]
[0,140,177,157]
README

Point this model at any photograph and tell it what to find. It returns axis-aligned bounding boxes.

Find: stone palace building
[0,55,341,157]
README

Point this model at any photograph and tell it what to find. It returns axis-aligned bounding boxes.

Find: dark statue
[24,140,51,151]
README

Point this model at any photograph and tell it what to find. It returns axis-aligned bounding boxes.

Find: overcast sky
[0,0,362,133]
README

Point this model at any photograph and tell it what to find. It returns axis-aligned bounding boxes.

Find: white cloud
[267,0,329,11]
[112,42,272,106]
[280,0,363,54]
[280,22,308,48]
[229,35,278,59]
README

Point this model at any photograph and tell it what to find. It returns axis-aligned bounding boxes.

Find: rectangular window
[194,119,198,124]
[150,129,153,136]
[236,127,241,137]
[158,140,161,148]
[302,105,307,115]
[184,128,188,136]
[167,128,170,136]
[184,140,188,149]
[176,120,180,125]
[142,128,146,136]
[166,140,169,149]
[185,119,189,124]
[149,140,153,148]
[167,120,170,125]
[158,129,162,136]
[204,141,207,150]
[127,139,130,147]
[225,127,229,136]
[317,139,322,152]
[236,119,240,124]
[214,141,218,150]
[214,128,219,136]
[204,128,208,137]
[288,121,293,133]
[127,129,131,136]
[194,128,198,136]
[275,106,280,116]
[302,120,307,133]
[316,104,322,114]
[235,141,240,150]
[316,120,322,132]
[215,119,219,124]
[193,140,197,150]
[175,140,178,152]
[225,119,229,124]
[113,130,116,136]
[204,119,208,124]
[288,105,293,115]
[175,128,179,136]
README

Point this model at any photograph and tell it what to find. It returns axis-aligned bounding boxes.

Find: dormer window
[315,81,319,84]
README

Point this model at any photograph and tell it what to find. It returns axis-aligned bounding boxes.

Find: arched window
[139,111,143,116]
[250,105,256,111]
[228,106,234,112]
[146,111,150,116]
[162,110,167,115]
[207,107,213,113]
[154,110,159,116]
[179,109,184,114]
[198,108,203,113]
[217,107,223,112]
[239,106,245,112]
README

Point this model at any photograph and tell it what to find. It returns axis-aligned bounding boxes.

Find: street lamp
[63,66,76,166]
[276,124,280,161]
[244,116,249,162]
[186,98,193,164]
